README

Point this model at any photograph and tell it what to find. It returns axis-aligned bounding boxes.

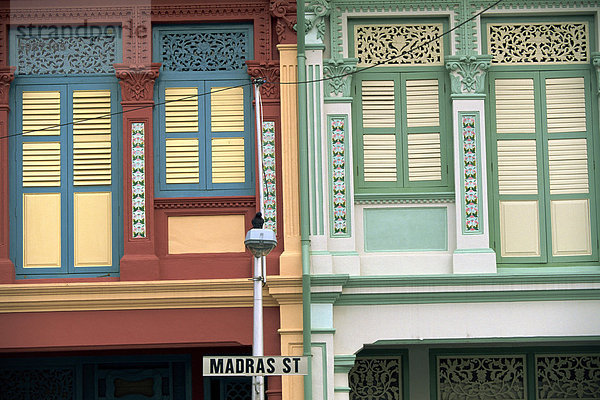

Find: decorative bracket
[305,0,331,41]
[323,58,357,100]
[114,63,161,103]
[246,60,281,101]
[592,52,600,96]
[446,54,493,96]
[0,66,16,107]
[270,0,297,44]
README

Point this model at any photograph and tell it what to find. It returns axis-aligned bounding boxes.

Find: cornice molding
[154,196,256,209]
[266,276,303,304]
[0,279,279,314]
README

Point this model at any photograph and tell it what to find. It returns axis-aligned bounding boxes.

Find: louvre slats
[497,140,538,195]
[548,138,589,194]
[546,77,586,133]
[363,134,397,182]
[212,137,245,183]
[211,87,245,132]
[166,138,200,184]
[495,79,536,134]
[22,91,61,135]
[22,142,61,187]
[73,90,112,186]
[165,87,199,133]
[406,79,439,127]
[407,133,441,181]
[362,80,395,128]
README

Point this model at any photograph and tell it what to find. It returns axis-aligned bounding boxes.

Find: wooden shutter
[165,87,199,133]
[22,91,61,135]
[165,138,200,184]
[72,90,111,186]
[497,139,538,195]
[405,79,439,127]
[212,137,245,183]
[361,80,395,128]
[495,78,536,134]
[548,138,589,195]
[22,142,61,187]
[545,77,586,133]
[363,134,397,182]
[211,87,244,132]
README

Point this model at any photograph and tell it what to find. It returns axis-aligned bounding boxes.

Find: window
[9,26,121,277]
[350,19,452,197]
[153,24,254,197]
[485,17,599,266]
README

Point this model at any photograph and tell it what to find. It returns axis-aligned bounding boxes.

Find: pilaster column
[277,44,302,277]
[0,66,15,283]
[114,63,161,280]
[446,55,496,273]
[333,355,355,400]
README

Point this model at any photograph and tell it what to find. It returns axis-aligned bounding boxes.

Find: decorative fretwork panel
[536,355,600,399]
[16,35,117,75]
[437,356,526,400]
[0,368,75,400]
[160,32,249,72]
[349,358,402,400]
[224,379,253,400]
[487,22,589,64]
[355,24,443,66]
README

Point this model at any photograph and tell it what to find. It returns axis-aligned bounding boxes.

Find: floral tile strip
[331,117,348,236]
[462,114,480,234]
[132,122,146,238]
[262,121,277,234]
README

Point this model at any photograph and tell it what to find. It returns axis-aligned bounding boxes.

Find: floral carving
[537,355,600,399]
[355,24,443,66]
[349,358,401,400]
[488,22,589,64]
[114,64,160,102]
[262,121,277,234]
[306,0,330,41]
[446,55,492,95]
[160,31,249,72]
[131,123,146,238]
[330,118,348,236]
[247,60,280,100]
[0,67,15,106]
[438,356,526,400]
[323,58,357,98]
[15,34,117,75]
[270,0,297,44]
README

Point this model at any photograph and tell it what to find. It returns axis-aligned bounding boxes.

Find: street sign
[203,356,308,376]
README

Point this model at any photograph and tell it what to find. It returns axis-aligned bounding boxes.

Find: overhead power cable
[0,0,504,140]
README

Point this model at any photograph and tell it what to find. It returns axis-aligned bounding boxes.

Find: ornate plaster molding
[592,52,600,96]
[0,279,278,313]
[114,63,161,103]
[246,60,281,100]
[154,197,256,209]
[446,54,493,95]
[270,0,297,44]
[323,58,357,99]
[306,0,331,41]
[266,276,303,305]
[0,66,15,106]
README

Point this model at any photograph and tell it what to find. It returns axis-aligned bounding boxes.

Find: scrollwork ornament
[0,67,15,106]
[306,0,331,41]
[323,58,357,98]
[114,63,161,102]
[537,355,600,399]
[270,0,297,44]
[246,60,281,100]
[349,358,401,400]
[592,52,600,96]
[446,55,492,95]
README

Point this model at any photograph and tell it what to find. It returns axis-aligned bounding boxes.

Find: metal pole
[252,80,265,400]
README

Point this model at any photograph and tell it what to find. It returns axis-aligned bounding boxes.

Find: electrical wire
[0,0,504,140]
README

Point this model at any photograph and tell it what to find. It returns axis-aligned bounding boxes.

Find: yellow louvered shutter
[497,140,538,195]
[545,77,586,133]
[212,137,245,183]
[22,142,61,187]
[165,138,200,184]
[72,90,111,186]
[495,78,536,134]
[362,80,395,128]
[211,87,244,132]
[405,79,441,181]
[363,134,397,182]
[165,87,199,133]
[22,91,61,135]
[548,138,589,195]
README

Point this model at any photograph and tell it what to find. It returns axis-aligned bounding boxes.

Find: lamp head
[244,228,277,258]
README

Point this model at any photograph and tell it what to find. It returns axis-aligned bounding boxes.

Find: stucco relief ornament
[114,63,161,102]
[592,52,600,95]
[323,58,357,99]
[246,60,281,100]
[306,0,330,40]
[445,54,492,95]
[270,0,297,44]
[0,67,15,105]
